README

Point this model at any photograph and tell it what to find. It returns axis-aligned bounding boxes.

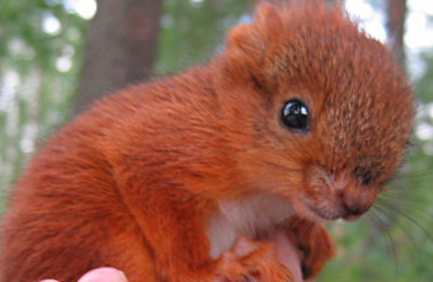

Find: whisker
[369,209,400,279]
[389,170,432,181]
[378,197,433,233]
[379,191,433,205]
[374,203,433,245]
[373,205,428,271]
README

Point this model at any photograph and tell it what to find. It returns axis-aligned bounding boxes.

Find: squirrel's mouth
[307,205,344,221]
[303,196,369,222]
[307,204,362,222]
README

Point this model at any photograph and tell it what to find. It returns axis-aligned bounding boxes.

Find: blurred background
[0,0,432,281]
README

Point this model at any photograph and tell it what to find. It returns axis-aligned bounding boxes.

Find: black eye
[281,99,310,130]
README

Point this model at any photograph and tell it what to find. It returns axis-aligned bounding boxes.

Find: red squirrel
[0,2,413,282]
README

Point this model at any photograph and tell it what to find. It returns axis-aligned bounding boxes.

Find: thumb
[77,267,128,282]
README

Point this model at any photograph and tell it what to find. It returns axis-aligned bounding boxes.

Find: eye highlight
[281,99,310,131]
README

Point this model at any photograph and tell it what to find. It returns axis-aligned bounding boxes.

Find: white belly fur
[206,194,293,258]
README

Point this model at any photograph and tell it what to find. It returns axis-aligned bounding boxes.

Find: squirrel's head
[215,1,414,222]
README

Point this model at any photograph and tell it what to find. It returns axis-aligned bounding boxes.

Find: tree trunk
[386,0,407,68]
[75,0,163,114]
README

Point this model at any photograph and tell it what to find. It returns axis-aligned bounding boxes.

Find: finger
[77,267,128,282]
[262,230,303,282]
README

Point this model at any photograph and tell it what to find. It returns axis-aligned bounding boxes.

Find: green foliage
[417,53,433,103]
[0,0,86,200]
[156,0,249,75]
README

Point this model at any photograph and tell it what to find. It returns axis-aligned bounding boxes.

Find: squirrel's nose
[342,196,369,215]
[340,192,373,221]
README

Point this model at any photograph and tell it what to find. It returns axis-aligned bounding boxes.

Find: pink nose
[341,193,372,217]
[333,173,375,219]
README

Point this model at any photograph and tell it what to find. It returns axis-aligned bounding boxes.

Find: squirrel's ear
[221,3,284,89]
[227,3,284,53]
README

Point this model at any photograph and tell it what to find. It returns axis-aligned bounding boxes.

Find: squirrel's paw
[216,237,294,282]
[286,217,336,280]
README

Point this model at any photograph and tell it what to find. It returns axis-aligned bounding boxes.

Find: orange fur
[0,2,413,282]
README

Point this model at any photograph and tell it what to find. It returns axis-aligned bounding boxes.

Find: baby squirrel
[0,2,413,282]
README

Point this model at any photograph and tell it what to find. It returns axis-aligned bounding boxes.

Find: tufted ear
[220,3,285,89]
[227,3,284,56]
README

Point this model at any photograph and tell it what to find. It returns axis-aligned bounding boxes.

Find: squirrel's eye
[281,99,309,131]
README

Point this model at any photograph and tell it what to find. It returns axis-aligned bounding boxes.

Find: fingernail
[39,280,60,282]
[78,267,127,282]
[115,271,128,282]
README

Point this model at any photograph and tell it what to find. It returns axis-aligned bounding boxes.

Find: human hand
[261,229,304,282]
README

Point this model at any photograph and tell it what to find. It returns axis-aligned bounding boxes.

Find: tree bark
[386,0,407,68]
[75,0,163,114]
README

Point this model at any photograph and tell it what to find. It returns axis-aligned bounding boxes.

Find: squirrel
[0,2,414,282]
